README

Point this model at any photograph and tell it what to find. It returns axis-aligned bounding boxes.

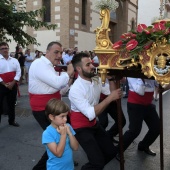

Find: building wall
[127,2,138,31]
[8,0,138,53]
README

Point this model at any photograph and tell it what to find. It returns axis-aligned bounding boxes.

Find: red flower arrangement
[112,20,170,59]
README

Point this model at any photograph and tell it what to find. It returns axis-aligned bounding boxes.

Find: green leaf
[0,0,57,47]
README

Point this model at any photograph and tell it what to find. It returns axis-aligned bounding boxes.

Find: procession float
[93,0,170,169]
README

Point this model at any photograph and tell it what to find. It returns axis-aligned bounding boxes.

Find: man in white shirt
[69,52,122,170]
[117,78,160,159]
[0,42,21,127]
[29,41,74,170]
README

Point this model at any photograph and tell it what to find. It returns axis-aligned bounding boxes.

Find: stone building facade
[9,0,138,53]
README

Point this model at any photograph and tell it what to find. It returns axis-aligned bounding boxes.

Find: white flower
[94,0,119,12]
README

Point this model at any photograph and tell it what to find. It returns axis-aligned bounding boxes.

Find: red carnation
[137,24,147,33]
[112,40,123,49]
[126,39,138,50]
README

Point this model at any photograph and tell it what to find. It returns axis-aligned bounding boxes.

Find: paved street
[1,83,170,170]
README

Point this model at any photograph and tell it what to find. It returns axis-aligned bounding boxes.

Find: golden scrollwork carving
[94,9,170,85]
[140,40,170,85]
[94,9,113,50]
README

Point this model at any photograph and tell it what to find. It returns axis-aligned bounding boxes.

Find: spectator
[73,47,78,56]
[63,48,73,65]
[24,49,34,83]
[15,47,25,85]
[34,50,39,59]
[15,44,20,53]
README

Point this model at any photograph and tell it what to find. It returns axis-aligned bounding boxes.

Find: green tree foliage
[0,0,57,47]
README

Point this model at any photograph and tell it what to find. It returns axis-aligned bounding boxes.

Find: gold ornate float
[93,4,170,170]
[94,8,170,85]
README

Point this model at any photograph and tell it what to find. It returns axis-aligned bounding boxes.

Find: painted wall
[33,30,59,52]
[7,0,137,53]
[127,3,138,31]
[75,30,96,51]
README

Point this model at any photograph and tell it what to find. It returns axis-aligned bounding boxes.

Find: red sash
[29,92,61,111]
[0,71,16,83]
[69,111,96,129]
[128,91,154,105]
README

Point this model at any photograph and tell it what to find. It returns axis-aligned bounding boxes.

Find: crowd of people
[0,41,169,170]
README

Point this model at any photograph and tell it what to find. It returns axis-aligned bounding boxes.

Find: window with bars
[82,0,87,25]
[131,19,135,30]
[42,0,51,22]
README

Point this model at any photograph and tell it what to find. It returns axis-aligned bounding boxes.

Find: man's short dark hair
[46,41,62,50]
[71,52,89,70]
[0,42,9,47]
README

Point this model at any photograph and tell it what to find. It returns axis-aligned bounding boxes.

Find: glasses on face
[0,48,9,50]
[54,50,62,55]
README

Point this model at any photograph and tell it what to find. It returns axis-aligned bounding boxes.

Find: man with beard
[69,53,122,170]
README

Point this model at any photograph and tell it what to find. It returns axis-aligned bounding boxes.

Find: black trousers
[75,122,118,170]
[121,102,160,151]
[98,101,126,139]
[0,84,17,123]
[32,110,50,170]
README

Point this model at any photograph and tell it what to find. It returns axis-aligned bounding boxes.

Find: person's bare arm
[47,125,67,157]
[66,63,74,77]
[66,125,79,151]
[163,83,170,92]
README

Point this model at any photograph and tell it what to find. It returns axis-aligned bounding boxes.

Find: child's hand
[57,125,67,135]
[66,125,72,136]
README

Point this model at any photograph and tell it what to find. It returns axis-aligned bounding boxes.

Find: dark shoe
[138,147,156,156]
[116,154,125,163]
[113,138,119,144]
[9,121,20,127]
